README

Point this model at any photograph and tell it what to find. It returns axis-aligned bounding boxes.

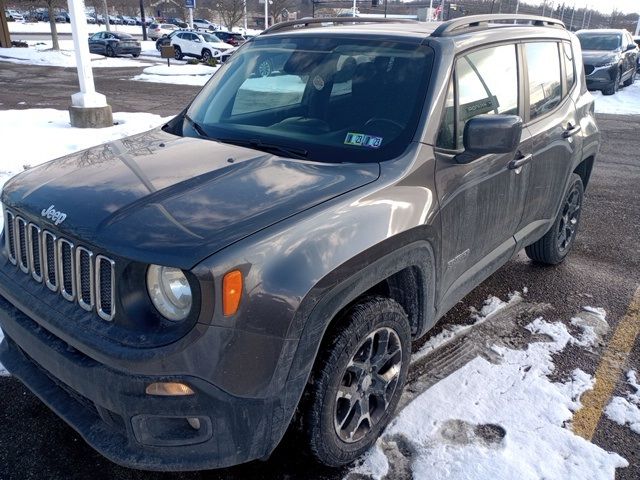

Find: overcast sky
[529,0,640,15]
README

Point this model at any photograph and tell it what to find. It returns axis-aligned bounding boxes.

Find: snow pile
[349,313,627,479]
[605,370,640,434]
[593,83,640,115]
[412,292,523,361]
[143,64,217,76]
[0,40,150,68]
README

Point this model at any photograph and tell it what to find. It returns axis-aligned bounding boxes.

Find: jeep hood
[2,128,379,269]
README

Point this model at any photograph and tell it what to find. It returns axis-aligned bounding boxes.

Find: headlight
[146,264,192,321]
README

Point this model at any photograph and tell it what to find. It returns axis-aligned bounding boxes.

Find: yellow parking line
[572,286,640,441]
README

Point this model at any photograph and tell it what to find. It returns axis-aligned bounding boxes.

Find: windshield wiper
[216,138,308,160]
[183,113,209,138]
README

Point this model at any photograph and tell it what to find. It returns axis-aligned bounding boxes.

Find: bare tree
[214,0,244,31]
[268,0,292,25]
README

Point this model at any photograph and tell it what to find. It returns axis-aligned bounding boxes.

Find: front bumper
[585,65,618,90]
[0,293,281,471]
[116,45,141,55]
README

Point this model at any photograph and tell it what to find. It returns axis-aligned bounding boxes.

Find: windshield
[201,33,222,43]
[185,35,434,163]
[578,33,622,51]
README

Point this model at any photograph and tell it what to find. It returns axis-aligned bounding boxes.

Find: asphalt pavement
[0,62,638,479]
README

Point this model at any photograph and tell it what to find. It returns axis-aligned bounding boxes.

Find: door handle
[508,153,532,170]
[563,124,582,138]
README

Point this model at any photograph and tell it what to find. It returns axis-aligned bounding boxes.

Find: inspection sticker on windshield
[344,132,383,149]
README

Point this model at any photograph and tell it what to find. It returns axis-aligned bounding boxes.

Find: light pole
[139,0,147,40]
[264,0,268,29]
[352,0,357,17]
[67,0,112,128]
[243,0,247,30]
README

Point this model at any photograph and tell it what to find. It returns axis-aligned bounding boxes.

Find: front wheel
[201,49,212,62]
[525,173,584,265]
[173,45,182,60]
[105,45,115,57]
[603,70,621,95]
[301,296,411,466]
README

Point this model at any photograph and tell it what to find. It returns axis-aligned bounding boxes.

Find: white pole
[243,0,247,30]
[569,0,576,30]
[429,0,433,21]
[188,7,193,29]
[67,0,107,108]
[635,14,640,36]
[264,0,268,29]
[352,0,356,17]
[515,0,520,15]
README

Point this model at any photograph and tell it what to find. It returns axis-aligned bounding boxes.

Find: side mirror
[456,114,523,164]
[626,43,637,52]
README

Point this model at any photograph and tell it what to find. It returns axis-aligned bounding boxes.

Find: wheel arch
[573,156,595,190]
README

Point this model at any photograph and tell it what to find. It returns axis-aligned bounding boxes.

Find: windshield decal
[344,132,383,149]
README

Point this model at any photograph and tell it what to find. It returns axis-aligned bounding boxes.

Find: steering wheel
[364,117,404,134]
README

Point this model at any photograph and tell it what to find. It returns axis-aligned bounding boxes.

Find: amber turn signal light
[223,270,243,316]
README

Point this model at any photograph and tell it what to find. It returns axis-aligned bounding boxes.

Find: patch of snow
[593,83,640,115]
[605,370,640,435]
[0,40,151,68]
[351,315,627,480]
[142,64,218,76]
[412,292,521,361]
[132,73,210,86]
[584,306,607,321]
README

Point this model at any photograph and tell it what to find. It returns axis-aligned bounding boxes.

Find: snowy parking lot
[0,42,640,480]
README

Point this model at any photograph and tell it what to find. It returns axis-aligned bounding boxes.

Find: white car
[171,31,234,62]
[193,18,218,30]
[147,23,178,40]
[5,9,24,22]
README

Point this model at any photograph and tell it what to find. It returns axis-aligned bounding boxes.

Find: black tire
[525,173,584,265]
[132,53,140,58]
[301,296,411,467]
[201,49,212,62]
[105,45,115,57]
[173,45,182,60]
[603,70,621,95]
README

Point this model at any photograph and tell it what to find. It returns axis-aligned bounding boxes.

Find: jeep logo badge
[41,205,67,226]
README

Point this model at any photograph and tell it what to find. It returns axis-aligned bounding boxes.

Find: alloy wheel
[334,327,403,443]
[557,187,581,253]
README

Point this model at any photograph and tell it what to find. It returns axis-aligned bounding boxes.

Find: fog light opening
[187,417,201,430]
[145,382,195,396]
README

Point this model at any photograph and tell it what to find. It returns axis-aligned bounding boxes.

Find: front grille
[3,208,116,321]
[585,65,595,75]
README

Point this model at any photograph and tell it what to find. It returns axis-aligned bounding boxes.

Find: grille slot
[3,207,115,321]
[58,239,75,301]
[16,217,29,273]
[28,223,43,282]
[43,230,58,291]
[4,210,16,265]
[76,247,94,311]
[96,255,115,321]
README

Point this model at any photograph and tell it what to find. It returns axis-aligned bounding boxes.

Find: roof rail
[431,14,565,37]
[262,17,418,35]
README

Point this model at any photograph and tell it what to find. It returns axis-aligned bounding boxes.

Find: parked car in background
[147,23,178,40]
[85,14,97,24]
[136,16,154,26]
[5,9,24,22]
[211,31,245,47]
[167,17,188,28]
[169,31,234,61]
[577,29,638,95]
[635,36,640,69]
[118,15,136,25]
[193,18,217,30]
[88,31,141,57]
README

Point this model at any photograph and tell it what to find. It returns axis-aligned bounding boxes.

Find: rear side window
[526,42,562,120]
[563,41,576,94]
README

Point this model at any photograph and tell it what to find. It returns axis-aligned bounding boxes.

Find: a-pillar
[67,0,113,128]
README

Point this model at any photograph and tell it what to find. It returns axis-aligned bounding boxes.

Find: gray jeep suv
[0,14,599,471]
